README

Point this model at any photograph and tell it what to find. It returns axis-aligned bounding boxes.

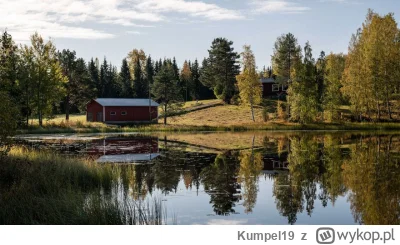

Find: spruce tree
[152,63,182,125]
[200,38,240,103]
[145,56,154,98]
[88,58,100,98]
[119,58,133,98]
[133,58,145,98]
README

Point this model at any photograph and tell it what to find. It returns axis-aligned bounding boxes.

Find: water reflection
[16,132,400,225]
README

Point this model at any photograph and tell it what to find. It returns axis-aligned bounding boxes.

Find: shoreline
[16,122,400,135]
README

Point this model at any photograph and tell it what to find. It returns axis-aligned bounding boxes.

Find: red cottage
[261,78,288,98]
[86,98,159,124]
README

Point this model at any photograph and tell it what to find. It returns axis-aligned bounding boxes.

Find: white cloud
[134,0,244,20]
[126,31,142,35]
[1,0,243,41]
[250,0,311,14]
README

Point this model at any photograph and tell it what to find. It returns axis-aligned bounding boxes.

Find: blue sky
[1,0,399,69]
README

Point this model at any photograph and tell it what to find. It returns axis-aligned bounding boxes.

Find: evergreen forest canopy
[0,9,400,131]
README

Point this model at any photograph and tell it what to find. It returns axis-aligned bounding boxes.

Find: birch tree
[236,45,262,122]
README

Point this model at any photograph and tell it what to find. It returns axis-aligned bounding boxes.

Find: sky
[1,0,400,69]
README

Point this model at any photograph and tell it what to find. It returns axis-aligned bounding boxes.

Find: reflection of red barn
[261,78,288,98]
[85,137,159,163]
[86,98,159,124]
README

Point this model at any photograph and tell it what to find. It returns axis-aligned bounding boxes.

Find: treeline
[0,31,215,127]
[273,9,400,123]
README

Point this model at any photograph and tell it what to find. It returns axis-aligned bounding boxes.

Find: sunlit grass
[0,147,172,225]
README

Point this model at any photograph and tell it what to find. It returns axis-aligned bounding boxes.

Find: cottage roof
[260,78,276,84]
[95,98,159,107]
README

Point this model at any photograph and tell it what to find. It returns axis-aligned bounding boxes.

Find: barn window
[87,113,93,122]
[272,84,280,92]
[110,111,116,116]
[121,111,127,116]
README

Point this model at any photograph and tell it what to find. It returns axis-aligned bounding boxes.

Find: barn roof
[260,78,276,84]
[95,98,159,107]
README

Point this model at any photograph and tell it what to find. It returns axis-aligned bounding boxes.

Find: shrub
[0,92,18,157]
[262,107,269,122]
[277,100,287,120]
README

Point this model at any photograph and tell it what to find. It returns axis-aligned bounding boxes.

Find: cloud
[125,31,142,35]
[250,0,311,14]
[1,0,243,41]
[133,0,244,20]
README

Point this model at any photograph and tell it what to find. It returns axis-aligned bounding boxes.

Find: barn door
[97,112,103,122]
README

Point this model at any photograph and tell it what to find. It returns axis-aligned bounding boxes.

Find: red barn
[86,98,159,124]
[261,78,288,98]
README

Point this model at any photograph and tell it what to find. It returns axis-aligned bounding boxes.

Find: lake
[14,131,400,225]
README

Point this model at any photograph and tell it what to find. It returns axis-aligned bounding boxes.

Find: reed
[0,147,173,225]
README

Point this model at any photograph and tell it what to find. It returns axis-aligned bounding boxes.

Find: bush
[0,92,18,156]
[277,100,287,120]
[262,107,269,122]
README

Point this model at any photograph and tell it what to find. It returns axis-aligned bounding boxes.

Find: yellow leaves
[342,10,400,118]
[236,69,262,106]
[180,60,192,81]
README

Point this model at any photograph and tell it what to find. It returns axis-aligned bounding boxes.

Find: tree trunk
[65,94,70,121]
[251,102,255,122]
[386,98,392,120]
[376,102,381,121]
[164,104,167,125]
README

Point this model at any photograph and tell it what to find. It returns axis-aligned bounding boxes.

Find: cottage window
[272,84,280,92]
[110,111,116,116]
[282,85,288,91]
[121,111,127,116]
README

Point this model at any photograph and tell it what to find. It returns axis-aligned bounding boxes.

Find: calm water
[16,132,400,225]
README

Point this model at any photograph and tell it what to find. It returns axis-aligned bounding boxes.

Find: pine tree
[88,58,100,98]
[119,58,133,98]
[145,56,154,98]
[152,62,182,125]
[200,38,240,103]
[0,31,19,98]
[99,59,108,97]
[133,58,146,98]
[73,58,94,112]
[271,33,302,85]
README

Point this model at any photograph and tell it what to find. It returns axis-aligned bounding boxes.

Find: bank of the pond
[16,122,400,135]
[0,147,168,225]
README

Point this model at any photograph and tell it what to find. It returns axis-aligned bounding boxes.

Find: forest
[1,9,400,139]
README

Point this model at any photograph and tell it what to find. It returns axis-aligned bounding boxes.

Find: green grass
[0,147,171,225]
[19,99,400,134]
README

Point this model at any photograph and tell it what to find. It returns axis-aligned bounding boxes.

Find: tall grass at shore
[0,147,171,225]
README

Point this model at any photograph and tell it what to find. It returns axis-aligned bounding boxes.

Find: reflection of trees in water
[273,173,303,225]
[111,134,400,224]
[319,135,347,207]
[238,136,264,214]
[273,135,346,224]
[342,136,400,225]
[200,152,241,216]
